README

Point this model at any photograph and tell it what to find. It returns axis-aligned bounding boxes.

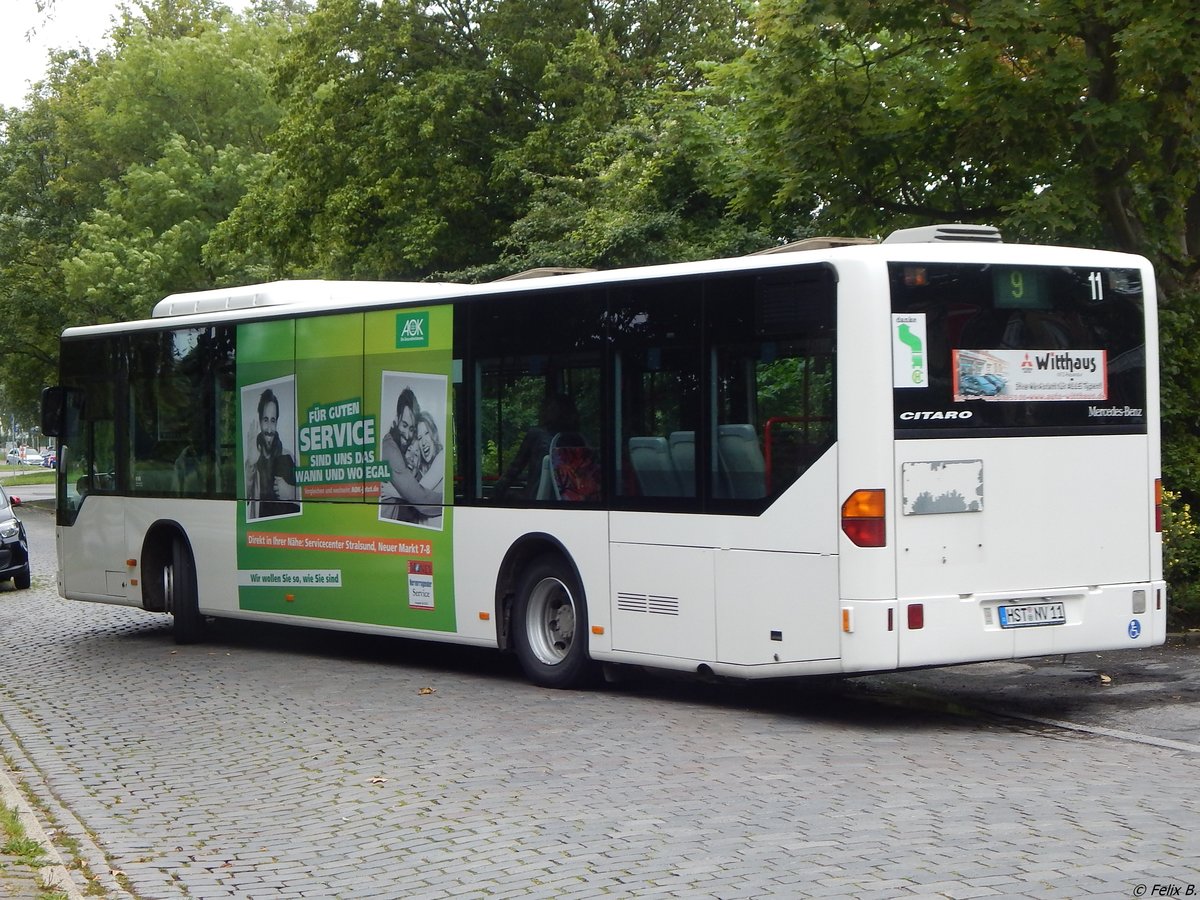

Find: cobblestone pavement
[0,860,45,900]
[1,504,1199,898]
[855,638,1200,751]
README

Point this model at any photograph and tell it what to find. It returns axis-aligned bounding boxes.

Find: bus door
[57,379,128,601]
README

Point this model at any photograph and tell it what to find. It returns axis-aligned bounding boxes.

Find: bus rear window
[890,263,1147,437]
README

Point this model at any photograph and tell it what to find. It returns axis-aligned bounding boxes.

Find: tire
[166,536,204,645]
[12,565,30,590]
[512,554,596,689]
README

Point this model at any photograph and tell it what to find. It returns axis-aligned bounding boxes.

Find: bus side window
[709,270,836,501]
[612,281,702,503]
[470,290,605,503]
[126,327,235,497]
[716,423,766,499]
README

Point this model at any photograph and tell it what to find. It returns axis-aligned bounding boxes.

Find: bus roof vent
[152,280,456,318]
[882,224,1002,244]
[493,267,596,281]
[750,236,877,255]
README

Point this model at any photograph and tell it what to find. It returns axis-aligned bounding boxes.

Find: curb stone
[0,761,85,899]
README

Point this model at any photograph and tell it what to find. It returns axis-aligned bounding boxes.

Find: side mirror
[41,386,83,440]
[41,386,64,438]
[9,496,21,507]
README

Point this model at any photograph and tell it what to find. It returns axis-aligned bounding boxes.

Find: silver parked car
[5,448,43,466]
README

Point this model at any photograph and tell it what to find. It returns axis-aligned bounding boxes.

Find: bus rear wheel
[165,537,203,645]
[513,554,596,689]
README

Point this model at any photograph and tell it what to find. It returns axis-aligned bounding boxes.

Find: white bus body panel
[57,496,130,603]
[451,507,611,648]
[833,259,900,604]
[892,435,1163,667]
[608,447,840,670]
[834,258,903,672]
[896,435,1149,595]
[57,497,238,611]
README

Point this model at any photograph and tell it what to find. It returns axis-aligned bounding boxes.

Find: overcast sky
[1,0,120,107]
[1,0,251,109]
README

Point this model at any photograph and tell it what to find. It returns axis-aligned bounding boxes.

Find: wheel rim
[163,561,175,613]
[525,576,577,666]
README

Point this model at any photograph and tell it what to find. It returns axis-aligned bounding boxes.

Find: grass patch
[4,833,46,861]
[0,802,47,865]
[0,466,55,486]
[3,752,105,897]
[0,803,70,900]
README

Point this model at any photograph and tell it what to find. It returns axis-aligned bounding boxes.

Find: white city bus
[41,224,1165,688]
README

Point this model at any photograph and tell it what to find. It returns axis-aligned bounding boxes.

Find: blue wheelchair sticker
[1127,619,1142,639]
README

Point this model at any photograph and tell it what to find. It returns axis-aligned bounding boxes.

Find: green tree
[485,83,769,276]
[0,51,106,412]
[61,4,292,319]
[721,0,1200,279]
[0,0,298,411]
[215,0,752,281]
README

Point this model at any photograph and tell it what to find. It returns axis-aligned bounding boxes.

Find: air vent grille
[616,592,681,616]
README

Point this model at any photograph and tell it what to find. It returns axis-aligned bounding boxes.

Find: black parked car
[0,485,30,590]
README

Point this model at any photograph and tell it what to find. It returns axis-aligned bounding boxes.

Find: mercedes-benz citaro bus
[41,224,1164,688]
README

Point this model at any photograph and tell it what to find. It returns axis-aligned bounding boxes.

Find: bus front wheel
[166,537,203,645]
[513,554,596,689]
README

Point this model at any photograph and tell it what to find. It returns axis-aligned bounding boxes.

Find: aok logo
[396,312,430,348]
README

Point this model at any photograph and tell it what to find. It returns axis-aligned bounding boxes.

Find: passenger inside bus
[492,393,579,500]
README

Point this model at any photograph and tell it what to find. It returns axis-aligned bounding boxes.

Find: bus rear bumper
[890,581,1167,670]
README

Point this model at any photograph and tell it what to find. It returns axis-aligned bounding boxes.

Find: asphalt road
[1,500,1198,898]
[2,479,54,504]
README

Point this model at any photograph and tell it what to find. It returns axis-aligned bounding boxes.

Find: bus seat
[668,431,696,497]
[718,424,767,499]
[628,436,681,497]
[535,455,554,500]
[549,432,601,502]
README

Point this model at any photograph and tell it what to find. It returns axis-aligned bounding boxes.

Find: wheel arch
[494,532,584,652]
[140,519,190,613]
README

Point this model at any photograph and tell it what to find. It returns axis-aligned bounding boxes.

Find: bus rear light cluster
[1155,478,1163,533]
[842,489,886,547]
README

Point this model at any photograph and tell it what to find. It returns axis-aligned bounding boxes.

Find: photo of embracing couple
[379,372,447,529]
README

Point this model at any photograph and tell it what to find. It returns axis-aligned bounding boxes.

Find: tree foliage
[212,0,754,280]
[722,0,1200,286]
[0,0,296,412]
